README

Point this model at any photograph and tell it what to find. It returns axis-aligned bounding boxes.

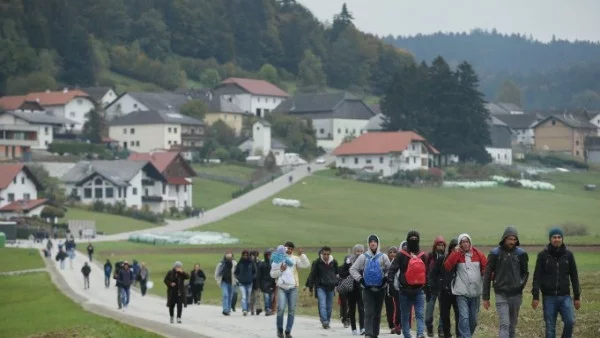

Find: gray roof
[273,92,375,120]
[364,114,386,131]
[109,109,204,126]
[173,88,212,99]
[486,102,524,115]
[127,92,190,112]
[6,110,76,125]
[61,160,149,186]
[532,111,597,129]
[237,138,286,152]
[489,116,509,127]
[204,95,245,114]
[493,114,540,129]
[488,124,512,149]
[271,138,286,149]
[81,87,112,102]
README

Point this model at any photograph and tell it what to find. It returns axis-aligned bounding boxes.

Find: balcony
[0,124,38,146]
[181,132,204,140]
[142,195,163,202]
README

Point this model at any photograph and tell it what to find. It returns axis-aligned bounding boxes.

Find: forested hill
[0,0,413,97]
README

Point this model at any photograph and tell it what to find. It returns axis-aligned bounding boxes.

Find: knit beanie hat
[549,227,564,239]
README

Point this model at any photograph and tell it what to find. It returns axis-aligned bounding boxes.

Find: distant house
[364,113,386,132]
[238,120,287,165]
[585,136,600,164]
[0,163,47,217]
[532,110,598,159]
[486,102,525,115]
[129,151,195,210]
[81,87,118,108]
[487,117,513,165]
[589,111,600,136]
[0,110,76,150]
[333,131,439,176]
[273,92,376,151]
[202,91,246,136]
[108,110,204,157]
[104,92,191,121]
[61,160,169,213]
[0,89,94,131]
[493,113,541,146]
[213,77,289,118]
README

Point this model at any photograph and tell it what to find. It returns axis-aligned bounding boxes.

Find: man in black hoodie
[388,230,428,338]
[483,226,529,338]
[257,249,276,316]
[531,227,580,338]
[307,246,339,329]
[436,239,460,338]
[234,249,256,316]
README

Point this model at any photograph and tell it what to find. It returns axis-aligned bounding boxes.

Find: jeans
[496,293,522,338]
[316,287,334,324]
[347,287,365,331]
[220,282,233,313]
[400,290,426,338]
[120,287,130,307]
[263,292,273,312]
[543,295,575,338]
[277,287,298,333]
[362,288,385,337]
[104,275,110,288]
[83,276,89,289]
[60,259,65,270]
[239,283,252,312]
[88,253,93,262]
[250,287,262,313]
[231,285,238,310]
[117,286,122,308]
[439,291,460,338]
[456,295,480,338]
[426,292,443,331]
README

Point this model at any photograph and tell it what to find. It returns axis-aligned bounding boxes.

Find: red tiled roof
[128,151,179,173]
[0,96,27,110]
[24,90,90,106]
[333,131,439,156]
[167,177,189,185]
[220,77,289,97]
[0,198,48,212]
[0,163,25,189]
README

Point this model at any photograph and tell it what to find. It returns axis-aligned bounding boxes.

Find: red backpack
[401,251,426,286]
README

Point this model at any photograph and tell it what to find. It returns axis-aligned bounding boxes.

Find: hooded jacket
[531,243,580,301]
[257,250,276,293]
[104,261,112,277]
[339,244,364,290]
[444,234,487,297]
[349,234,391,290]
[427,236,447,293]
[235,252,257,285]
[387,231,428,295]
[483,227,529,300]
[215,254,238,285]
[307,253,339,291]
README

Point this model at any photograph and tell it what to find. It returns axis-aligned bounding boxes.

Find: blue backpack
[363,252,384,287]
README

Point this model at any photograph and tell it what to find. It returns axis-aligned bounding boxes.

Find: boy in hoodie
[258,249,276,316]
[339,244,365,335]
[437,239,460,338]
[104,259,112,288]
[384,246,402,335]
[234,249,257,316]
[444,234,487,338]
[215,252,238,316]
[426,236,447,337]
[81,262,91,289]
[388,231,428,338]
[270,242,310,338]
[307,246,339,329]
[350,234,391,338]
[483,226,529,338]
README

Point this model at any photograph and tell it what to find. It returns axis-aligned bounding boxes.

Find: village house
[273,92,376,151]
[532,111,598,159]
[238,120,287,166]
[129,151,195,211]
[104,92,190,121]
[333,131,439,176]
[589,111,600,136]
[0,163,47,218]
[201,91,245,136]
[213,77,289,118]
[81,87,118,108]
[493,113,541,146]
[108,109,204,157]
[486,117,513,165]
[0,109,76,151]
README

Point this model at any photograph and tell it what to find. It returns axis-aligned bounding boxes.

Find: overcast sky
[297,0,600,42]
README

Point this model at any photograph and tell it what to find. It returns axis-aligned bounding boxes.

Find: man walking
[307,246,339,329]
[532,227,581,338]
[388,231,428,338]
[164,261,190,324]
[436,239,460,338]
[483,226,529,338]
[117,261,134,310]
[87,242,94,262]
[249,250,263,316]
[81,262,91,289]
[139,262,149,296]
[234,249,256,316]
[104,259,112,288]
[350,234,391,338]
[444,233,487,338]
[258,249,276,316]
[215,252,237,316]
[426,236,446,337]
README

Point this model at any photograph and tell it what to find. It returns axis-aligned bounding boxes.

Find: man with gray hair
[164,261,190,324]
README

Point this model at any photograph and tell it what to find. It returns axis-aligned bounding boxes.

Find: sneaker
[418,335,426,338]
[438,328,444,338]
[231,307,236,312]
[251,311,255,316]
[243,311,248,316]
[256,309,263,316]
[352,330,358,335]
[322,323,328,329]
[277,330,284,338]
[360,328,365,335]
[177,318,182,324]
[222,311,230,316]
[427,327,434,337]
[344,320,349,328]
[170,317,174,324]
[285,332,292,338]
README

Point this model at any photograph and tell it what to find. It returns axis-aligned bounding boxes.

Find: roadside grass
[61,207,157,235]
[192,164,255,181]
[192,177,238,210]
[0,248,45,272]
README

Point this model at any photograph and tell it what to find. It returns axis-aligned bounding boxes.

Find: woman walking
[164,261,189,324]
[190,263,206,305]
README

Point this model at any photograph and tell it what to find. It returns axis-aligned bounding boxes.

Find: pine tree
[82,108,106,143]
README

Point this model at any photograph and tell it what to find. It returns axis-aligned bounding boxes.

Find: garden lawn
[195,172,600,246]
[0,272,161,338]
[192,164,255,181]
[192,177,238,210]
[0,248,44,272]
[62,208,158,235]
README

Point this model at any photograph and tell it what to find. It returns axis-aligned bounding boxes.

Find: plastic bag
[146,281,154,289]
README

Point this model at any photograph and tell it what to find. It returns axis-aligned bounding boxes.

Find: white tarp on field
[128,231,240,245]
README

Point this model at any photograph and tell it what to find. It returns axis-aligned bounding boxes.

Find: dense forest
[385,30,600,110]
[0,0,413,97]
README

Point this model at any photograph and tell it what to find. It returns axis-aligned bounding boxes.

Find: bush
[559,223,590,236]
[48,141,112,158]
[214,147,230,162]
[231,184,254,199]
[456,164,492,179]
[525,153,589,169]
[92,200,105,212]
[40,206,65,219]
[169,206,179,217]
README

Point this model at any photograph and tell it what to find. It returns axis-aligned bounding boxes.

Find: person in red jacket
[444,233,487,338]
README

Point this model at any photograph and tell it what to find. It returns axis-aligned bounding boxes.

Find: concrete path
[43,241,404,338]
[0,268,47,276]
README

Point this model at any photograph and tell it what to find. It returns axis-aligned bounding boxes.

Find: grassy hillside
[61,207,158,235]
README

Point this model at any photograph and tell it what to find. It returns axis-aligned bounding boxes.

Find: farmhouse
[81,87,118,108]
[486,116,513,165]
[238,120,287,166]
[532,111,598,159]
[104,92,190,121]
[0,163,47,218]
[213,78,289,118]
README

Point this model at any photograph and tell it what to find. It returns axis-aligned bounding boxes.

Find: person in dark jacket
[532,227,581,338]
[190,263,206,305]
[388,230,428,338]
[81,262,91,289]
[437,239,460,338]
[384,246,402,335]
[164,261,190,323]
[338,254,350,329]
[138,262,149,296]
[56,248,68,270]
[257,249,276,316]
[104,259,112,288]
[483,226,529,338]
[117,261,134,310]
[113,260,124,309]
[86,242,94,262]
[307,246,339,329]
[249,250,263,315]
[426,236,446,337]
[340,244,365,335]
[234,249,256,316]
[132,260,140,287]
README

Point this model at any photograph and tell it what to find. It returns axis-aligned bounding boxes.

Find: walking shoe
[352,330,358,335]
[343,319,350,328]
[177,318,182,324]
[438,328,444,338]
[284,332,293,338]
[360,328,365,335]
[427,327,434,337]
[222,311,230,316]
[277,330,284,338]
[322,322,328,329]
[418,335,426,338]
[251,311,255,315]
[243,311,248,316]
[170,317,174,324]
[256,309,263,316]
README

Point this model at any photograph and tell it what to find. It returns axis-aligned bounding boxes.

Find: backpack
[363,253,384,287]
[401,251,426,286]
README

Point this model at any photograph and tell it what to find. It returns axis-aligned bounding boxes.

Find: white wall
[0,114,54,149]
[101,89,119,107]
[328,119,370,150]
[250,95,286,117]
[109,123,181,152]
[335,142,431,176]
[486,147,513,165]
[222,94,251,114]
[513,128,535,145]
[272,149,285,166]
[313,119,334,140]
[590,115,600,136]
[252,122,271,156]
[0,170,39,208]
[62,98,95,131]
[105,94,147,120]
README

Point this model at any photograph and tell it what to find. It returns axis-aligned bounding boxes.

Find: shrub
[559,223,590,236]
[456,164,491,179]
[183,206,193,217]
[525,153,588,169]
[169,206,179,217]
[443,167,458,180]
[40,206,65,219]
[92,200,105,212]
[48,141,111,157]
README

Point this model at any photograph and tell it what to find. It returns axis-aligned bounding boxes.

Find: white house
[81,87,119,108]
[213,77,289,118]
[238,121,287,166]
[589,112,600,136]
[0,163,47,217]
[0,110,76,150]
[273,92,376,151]
[487,117,513,165]
[333,131,439,176]
[104,92,191,121]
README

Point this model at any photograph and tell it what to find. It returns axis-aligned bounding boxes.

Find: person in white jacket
[215,252,238,316]
[270,242,310,338]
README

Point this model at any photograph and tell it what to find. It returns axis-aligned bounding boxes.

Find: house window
[162,184,166,195]
[405,158,409,164]
[130,141,134,146]
[174,128,178,133]
[319,128,324,134]
[23,193,31,201]
[341,158,346,164]
[77,99,82,105]
[105,187,114,198]
[132,188,138,195]
[354,157,359,164]
[497,154,500,159]
[118,188,122,198]
[551,120,556,126]
[71,188,77,196]
[184,185,187,192]
[366,158,372,164]
[168,127,172,133]
[168,140,172,145]
[345,128,348,134]
[258,97,261,102]
[176,186,180,193]
[136,141,140,146]
[84,188,92,199]
[412,144,415,151]
[13,177,16,184]
[70,112,75,117]
[94,178,102,185]
[21,177,25,184]
[504,154,507,160]
[44,127,49,135]
[123,128,127,134]
[133,103,138,108]
[338,128,341,134]
[413,157,417,164]
[7,193,14,202]
[130,128,135,134]
[94,188,103,198]
[576,150,580,156]
[576,140,580,146]
[379,157,384,164]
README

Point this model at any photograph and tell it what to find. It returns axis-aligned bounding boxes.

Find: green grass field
[61,208,158,235]
[0,248,45,272]
[192,177,238,210]
[192,164,255,181]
